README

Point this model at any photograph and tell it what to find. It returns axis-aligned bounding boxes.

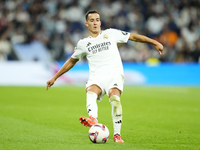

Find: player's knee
[86,85,102,97]
[109,88,121,98]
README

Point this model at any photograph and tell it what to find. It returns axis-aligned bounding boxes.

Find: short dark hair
[85,10,100,21]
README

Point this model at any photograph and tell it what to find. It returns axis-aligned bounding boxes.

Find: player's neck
[89,30,101,38]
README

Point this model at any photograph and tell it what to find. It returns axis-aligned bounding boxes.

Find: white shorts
[86,73,124,101]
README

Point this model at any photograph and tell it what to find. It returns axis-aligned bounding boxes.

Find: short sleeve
[111,28,130,43]
[71,41,86,60]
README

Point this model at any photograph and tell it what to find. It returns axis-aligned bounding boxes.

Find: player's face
[85,13,101,35]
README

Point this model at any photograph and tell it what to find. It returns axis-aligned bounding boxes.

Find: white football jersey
[71,28,130,79]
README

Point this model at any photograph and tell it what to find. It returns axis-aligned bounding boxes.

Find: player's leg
[86,84,102,120]
[109,88,124,143]
[79,84,102,127]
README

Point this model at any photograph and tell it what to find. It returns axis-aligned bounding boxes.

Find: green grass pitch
[0,86,200,150]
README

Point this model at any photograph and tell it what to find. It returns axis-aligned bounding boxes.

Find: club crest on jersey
[103,34,108,39]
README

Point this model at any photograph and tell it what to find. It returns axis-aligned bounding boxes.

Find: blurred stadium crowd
[0,0,200,63]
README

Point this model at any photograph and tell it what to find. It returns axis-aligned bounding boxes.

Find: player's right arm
[46,57,78,90]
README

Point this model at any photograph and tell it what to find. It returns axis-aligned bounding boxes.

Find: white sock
[86,91,98,120]
[109,95,122,135]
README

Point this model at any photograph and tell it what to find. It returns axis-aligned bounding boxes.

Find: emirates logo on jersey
[88,42,111,52]
[103,34,108,39]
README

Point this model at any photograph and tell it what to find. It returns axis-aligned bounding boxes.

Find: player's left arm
[129,33,163,55]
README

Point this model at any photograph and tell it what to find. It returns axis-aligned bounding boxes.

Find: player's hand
[46,78,56,90]
[155,42,163,55]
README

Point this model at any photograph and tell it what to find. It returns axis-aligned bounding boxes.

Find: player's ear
[85,22,88,27]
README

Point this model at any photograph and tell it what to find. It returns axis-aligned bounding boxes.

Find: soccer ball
[88,124,109,143]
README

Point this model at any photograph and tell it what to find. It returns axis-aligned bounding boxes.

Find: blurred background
[0,0,200,86]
